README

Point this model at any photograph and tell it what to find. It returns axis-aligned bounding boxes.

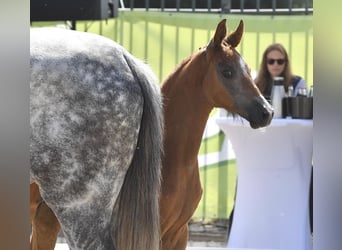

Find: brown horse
[30,19,273,250]
[30,182,61,250]
[159,19,273,249]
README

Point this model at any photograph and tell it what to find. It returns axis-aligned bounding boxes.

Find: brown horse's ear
[226,20,244,48]
[213,19,227,47]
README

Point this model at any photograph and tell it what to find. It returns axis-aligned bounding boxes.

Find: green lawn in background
[194,159,237,219]
[199,130,225,155]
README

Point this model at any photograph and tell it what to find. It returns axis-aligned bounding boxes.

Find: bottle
[309,85,313,97]
[285,85,294,118]
[288,86,294,97]
[297,87,308,97]
[271,76,285,118]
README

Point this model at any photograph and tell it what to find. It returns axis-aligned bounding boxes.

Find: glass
[267,58,285,65]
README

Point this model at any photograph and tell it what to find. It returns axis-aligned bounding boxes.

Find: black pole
[71,20,76,30]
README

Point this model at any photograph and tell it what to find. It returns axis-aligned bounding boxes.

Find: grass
[194,159,237,219]
[199,130,226,155]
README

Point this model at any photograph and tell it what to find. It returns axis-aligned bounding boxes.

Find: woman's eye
[222,70,233,78]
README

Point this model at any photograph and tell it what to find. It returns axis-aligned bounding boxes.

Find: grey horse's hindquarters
[30,28,146,249]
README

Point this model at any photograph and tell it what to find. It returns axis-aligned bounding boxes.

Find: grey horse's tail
[114,53,163,250]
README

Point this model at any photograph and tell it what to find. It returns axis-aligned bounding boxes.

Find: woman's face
[266,50,286,78]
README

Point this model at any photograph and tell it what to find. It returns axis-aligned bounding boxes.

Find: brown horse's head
[202,19,273,128]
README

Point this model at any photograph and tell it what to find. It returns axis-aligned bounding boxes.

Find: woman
[254,43,312,235]
[255,43,307,99]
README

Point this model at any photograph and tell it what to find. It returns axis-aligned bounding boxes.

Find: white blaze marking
[239,56,248,77]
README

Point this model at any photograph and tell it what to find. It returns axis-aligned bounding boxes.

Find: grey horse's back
[30,28,162,250]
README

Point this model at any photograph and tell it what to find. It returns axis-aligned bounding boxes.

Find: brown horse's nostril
[268,109,274,118]
[263,108,273,119]
[262,107,274,126]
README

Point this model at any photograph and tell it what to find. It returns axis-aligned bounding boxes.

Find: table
[216,117,313,250]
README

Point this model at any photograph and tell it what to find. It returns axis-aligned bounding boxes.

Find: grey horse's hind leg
[36,163,132,250]
[44,185,121,250]
[57,208,115,249]
[36,151,134,250]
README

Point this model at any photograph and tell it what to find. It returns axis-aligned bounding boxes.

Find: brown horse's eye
[222,69,233,78]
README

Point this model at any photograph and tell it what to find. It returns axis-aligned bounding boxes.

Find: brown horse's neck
[161,51,213,165]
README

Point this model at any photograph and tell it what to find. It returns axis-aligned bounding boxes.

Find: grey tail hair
[114,53,163,250]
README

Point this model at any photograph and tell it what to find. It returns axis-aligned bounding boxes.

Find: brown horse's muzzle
[246,96,274,129]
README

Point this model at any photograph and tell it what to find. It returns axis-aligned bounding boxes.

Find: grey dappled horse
[30,28,163,250]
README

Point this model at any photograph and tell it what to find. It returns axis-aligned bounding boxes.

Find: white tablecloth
[216,117,313,250]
